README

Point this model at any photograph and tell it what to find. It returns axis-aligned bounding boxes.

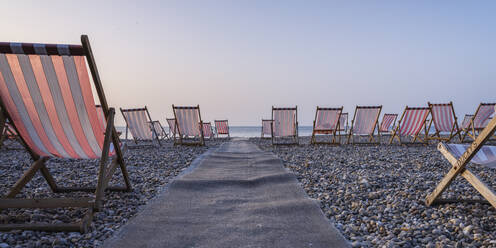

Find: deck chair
[347,106,382,144]
[120,106,161,147]
[337,112,349,136]
[271,106,298,145]
[166,118,177,138]
[214,120,230,139]
[261,119,272,138]
[172,105,205,146]
[389,106,430,145]
[311,106,343,145]
[427,102,462,142]
[461,114,474,131]
[379,113,397,135]
[202,122,214,140]
[0,35,131,232]
[462,103,496,141]
[425,106,496,209]
[150,120,168,141]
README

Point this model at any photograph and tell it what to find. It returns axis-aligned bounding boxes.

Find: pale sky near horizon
[2,1,495,126]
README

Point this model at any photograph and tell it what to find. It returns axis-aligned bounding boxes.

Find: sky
[2,1,495,126]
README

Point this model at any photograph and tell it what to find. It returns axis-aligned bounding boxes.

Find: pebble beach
[251,136,496,247]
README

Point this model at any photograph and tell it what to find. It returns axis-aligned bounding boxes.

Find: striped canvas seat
[172,105,205,146]
[261,119,272,138]
[462,103,496,141]
[202,122,214,139]
[215,120,230,138]
[338,113,348,132]
[445,144,496,168]
[428,102,461,142]
[311,107,342,144]
[167,118,177,137]
[150,120,167,140]
[272,107,298,145]
[389,106,430,144]
[379,113,397,133]
[0,35,130,232]
[347,106,382,144]
[120,106,161,146]
[96,105,106,129]
[461,114,474,130]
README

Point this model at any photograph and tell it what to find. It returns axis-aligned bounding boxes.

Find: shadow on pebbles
[251,137,496,247]
[0,140,221,247]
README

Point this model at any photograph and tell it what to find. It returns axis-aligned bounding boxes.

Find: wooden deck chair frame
[172,105,205,146]
[425,113,496,209]
[0,35,132,233]
[461,103,496,142]
[214,119,230,139]
[0,117,21,149]
[389,106,430,145]
[271,106,299,145]
[120,106,161,147]
[427,102,462,142]
[261,119,273,139]
[347,106,382,145]
[311,106,343,145]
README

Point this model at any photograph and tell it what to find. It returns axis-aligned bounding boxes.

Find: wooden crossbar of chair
[347,106,382,145]
[426,102,462,142]
[311,106,343,145]
[389,106,430,145]
[120,106,161,147]
[271,106,299,145]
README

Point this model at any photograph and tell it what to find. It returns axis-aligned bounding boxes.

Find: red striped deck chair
[347,106,382,144]
[202,122,214,140]
[461,114,474,130]
[311,106,343,145]
[338,113,349,133]
[271,106,298,145]
[214,120,230,139]
[0,35,131,232]
[120,106,161,147]
[261,119,272,138]
[150,120,168,141]
[172,105,205,146]
[166,118,177,138]
[462,103,496,141]
[389,106,431,145]
[379,113,397,135]
[427,102,462,142]
[426,107,496,209]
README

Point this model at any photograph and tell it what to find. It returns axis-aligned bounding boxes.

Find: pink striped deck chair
[462,103,496,141]
[172,105,205,146]
[271,106,298,145]
[461,114,474,130]
[150,120,168,141]
[347,106,382,144]
[261,119,272,138]
[338,112,349,134]
[311,106,343,144]
[427,102,462,142]
[0,35,131,232]
[166,118,177,138]
[426,108,496,209]
[120,106,161,147]
[214,120,230,138]
[202,122,214,139]
[379,113,398,134]
[389,106,431,145]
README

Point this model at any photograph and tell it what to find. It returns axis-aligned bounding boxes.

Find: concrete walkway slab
[104,140,349,248]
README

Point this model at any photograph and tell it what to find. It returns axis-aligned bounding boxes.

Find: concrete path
[104,140,349,248]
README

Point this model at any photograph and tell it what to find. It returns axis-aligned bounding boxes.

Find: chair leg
[6,157,48,198]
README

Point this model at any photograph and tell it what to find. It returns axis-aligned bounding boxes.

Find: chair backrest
[166,118,176,135]
[215,120,229,134]
[338,113,348,132]
[398,107,430,136]
[429,102,457,132]
[121,108,153,140]
[262,119,272,135]
[351,106,382,135]
[461,115,474,129]
[0,41,108,159]
[96,105,106,129]
[473,103,496,129]
[173,105,202,137]
[445,143,496,168]
[313,107,342,131]
[202,122,213,138]
[272,107,297,137]
[379,113,397,132]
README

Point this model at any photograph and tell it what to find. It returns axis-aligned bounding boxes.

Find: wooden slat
[0,223,83,232]
[461,169,496,208]
[0,197,94,209]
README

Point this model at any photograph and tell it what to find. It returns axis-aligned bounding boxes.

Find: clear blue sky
[2,1,495,126]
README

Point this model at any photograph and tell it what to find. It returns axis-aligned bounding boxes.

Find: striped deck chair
[426,107,496,209]
[347,106,382,144]
[427,102,462,142]
[172,105,205,146]
[337,112,349,136]
[389,106,431,145]
[202,122,214,140]
[120,106,161,147]
[150,120,168,141]
[461,114,474,130]
[0,35,131,232]
[166,118,177,138]
[462,103,496,141]
[271,106,298,145]
[311,106,343,145]
[261,119,272,138]
[214,120,230,139]
[379,113,398,135]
